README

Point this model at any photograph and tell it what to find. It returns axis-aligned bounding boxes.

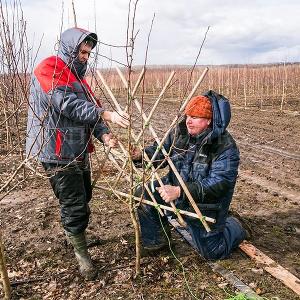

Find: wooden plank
[171,218,300,296]
[168,218,262,299]
[239,241,300,296]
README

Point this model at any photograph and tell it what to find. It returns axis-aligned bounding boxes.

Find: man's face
[78,42,93,64]
[186,115,211,136]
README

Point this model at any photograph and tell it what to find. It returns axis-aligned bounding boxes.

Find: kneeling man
[132,91,247,260]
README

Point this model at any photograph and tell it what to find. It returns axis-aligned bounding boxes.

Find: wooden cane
[97,70,188,226]
[112,70,175,187]
[115,67,211,232]
[96,185,215,224]
[106,144,165,217]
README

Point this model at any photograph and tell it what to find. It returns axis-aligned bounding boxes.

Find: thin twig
[71,0,77,27]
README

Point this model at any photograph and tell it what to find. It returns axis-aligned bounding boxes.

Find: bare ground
[0,99,299,300]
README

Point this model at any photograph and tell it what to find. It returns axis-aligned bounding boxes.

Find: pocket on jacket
[55,127,88,160]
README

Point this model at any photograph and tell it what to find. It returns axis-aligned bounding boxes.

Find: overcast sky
[19,0,300,67]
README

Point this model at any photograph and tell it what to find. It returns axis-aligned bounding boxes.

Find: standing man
[26,27,129,280]
[132,91,248,260]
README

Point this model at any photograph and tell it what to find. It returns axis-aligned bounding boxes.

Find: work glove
[110,111,130,128]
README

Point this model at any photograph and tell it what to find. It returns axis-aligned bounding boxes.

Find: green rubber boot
[65,231,98,280]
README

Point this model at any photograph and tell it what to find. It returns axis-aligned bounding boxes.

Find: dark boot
[65,231,98,280]
[141,224,172,256]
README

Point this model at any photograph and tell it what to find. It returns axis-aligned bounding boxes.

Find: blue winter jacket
[144,91,240,230]
[26,27,109,164]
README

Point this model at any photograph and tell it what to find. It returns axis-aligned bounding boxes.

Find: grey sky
[20,0,300,67]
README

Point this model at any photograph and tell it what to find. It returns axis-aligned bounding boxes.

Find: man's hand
[102,110,129,128]
[102,133,118,148]
[156,185,181,203]
[130,146,142,160]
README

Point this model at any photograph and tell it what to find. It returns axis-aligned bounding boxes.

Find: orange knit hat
[184,95,212,119]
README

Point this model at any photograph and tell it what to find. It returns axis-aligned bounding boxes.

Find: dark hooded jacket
[143,91,240,230]
[26,27,109,164]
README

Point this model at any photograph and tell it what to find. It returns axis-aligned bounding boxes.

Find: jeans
[136,180,246,260]
[42,162,92,235]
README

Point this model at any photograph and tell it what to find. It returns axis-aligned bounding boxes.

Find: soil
[0,98,299,300]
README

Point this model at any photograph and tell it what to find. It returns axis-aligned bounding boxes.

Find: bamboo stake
[97,70,187,226]
[113,70,175,187]
[97,71,125,111]
[131,67,146,97]
[114,69,186,226]
[148,67,209,164]
[112,70,187,226]
[0,230,11,300]
[112,155,129,189]
[91,146,113,188]
[96,185,215,224]
[109,135,165,218]
[107,145,165,217]
[91,68,145,189]
[115,68,211,232]
[96,69,165,217]
[142,150,187,227]
[116,68,176,142]
[108,67,145,187]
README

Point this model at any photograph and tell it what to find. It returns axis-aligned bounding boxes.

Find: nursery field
[0,92,299,299]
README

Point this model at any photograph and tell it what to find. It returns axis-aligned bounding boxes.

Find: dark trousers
[42,162,92,235]
[136,180,246,260]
